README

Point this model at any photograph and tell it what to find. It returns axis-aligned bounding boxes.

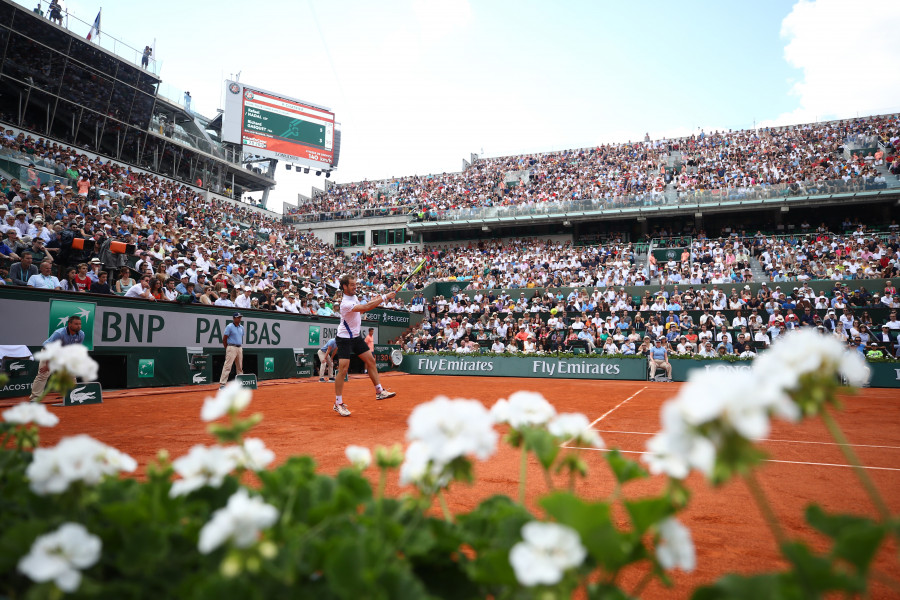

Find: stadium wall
[0,287,417,396]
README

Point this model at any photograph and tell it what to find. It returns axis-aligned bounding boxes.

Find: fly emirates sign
[408,356,640,380]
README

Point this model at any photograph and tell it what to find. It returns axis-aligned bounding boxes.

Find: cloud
[411,0,472,38]
[761,0,900,127]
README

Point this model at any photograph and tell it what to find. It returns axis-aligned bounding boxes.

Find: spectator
[27,260,61,289]
[125,274,155,300]
[90,270,113,294]
[115,266,135,294]
[9,251,37,286]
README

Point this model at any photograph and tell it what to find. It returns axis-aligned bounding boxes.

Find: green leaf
[521,427,560,470]
[587,582,631,600]
[540,492,632,569]
[805,504,886,574]
[691,573,802,600]
[780,541,861,595]
[606,449,648,485]
[624,497,673,535]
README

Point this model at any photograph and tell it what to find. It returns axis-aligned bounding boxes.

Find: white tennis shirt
[339,295,362,338]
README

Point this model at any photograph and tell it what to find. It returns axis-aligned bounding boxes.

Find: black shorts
[336,336,370,360]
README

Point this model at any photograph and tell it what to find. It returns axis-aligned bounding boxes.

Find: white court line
[561,387,648,449]
[594,429,900,450]
[590,387,648,427]
[567,447,900,472]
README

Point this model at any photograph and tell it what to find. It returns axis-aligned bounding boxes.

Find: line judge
[30,315,86,400]
[219,312,245,388]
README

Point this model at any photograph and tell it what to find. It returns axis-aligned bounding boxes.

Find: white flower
[169,445,238,497]
[198,488,279,554]
[345,445,372,469]
[34,341,98,381]
[201,381,252,422]
[548,413,604,448]
[656,517,695,572]
[235,438,275,471]
[502,391,557,429]
[18,522,101,592]
[399,440,450,491]
[674,370,780,440]
[754,329,856,391]
[642,403,716,479]
[406,396,498,466]
[2,402,59,427]
[489,398,510,424]
[509,521,587,586]
[839,351,870,387]
[26,435,137,495]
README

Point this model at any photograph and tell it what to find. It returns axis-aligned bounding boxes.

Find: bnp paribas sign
[48,300,96,350]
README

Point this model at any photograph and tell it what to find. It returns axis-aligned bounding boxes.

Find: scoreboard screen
[222,81,335,169]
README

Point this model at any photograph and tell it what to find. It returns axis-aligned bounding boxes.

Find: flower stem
[437,489,453,523]
[743,470,786,546]
[543,467,555,492]
[377,468,387,503]
[519,445,528,505]
[821,409,890,521]
[631,569,654,597]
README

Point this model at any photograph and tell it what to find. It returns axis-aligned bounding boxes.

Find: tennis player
[333,274,397,416]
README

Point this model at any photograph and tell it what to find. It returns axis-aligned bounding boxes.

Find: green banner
[48,300,96,350]
[64,382,102,406]
[237,374,258,390]
[190,356,213,386]
[402,355,645,380]
[308,325,321,346]
[669,358,753,382]
[363,309,412,328]
[651,247,687,263]
[138,359,155,378]
[867,362,900,388]
[433,282,467,298]
[0,359,39,399]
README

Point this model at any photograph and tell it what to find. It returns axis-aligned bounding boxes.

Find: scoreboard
[222,81,335,169]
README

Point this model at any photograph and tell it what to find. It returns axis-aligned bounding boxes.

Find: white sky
[18,0,900,210]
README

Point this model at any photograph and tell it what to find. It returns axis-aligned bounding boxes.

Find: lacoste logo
[192,373,207,384]
[70,387,96,404]
[7,361,24,370]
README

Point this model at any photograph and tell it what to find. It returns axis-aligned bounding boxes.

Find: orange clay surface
[15,374,900,599]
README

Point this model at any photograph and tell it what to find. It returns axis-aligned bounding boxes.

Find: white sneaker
[333,402,351,417]
[375,390,396,401]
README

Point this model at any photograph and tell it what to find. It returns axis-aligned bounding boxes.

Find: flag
[86,9,101,42]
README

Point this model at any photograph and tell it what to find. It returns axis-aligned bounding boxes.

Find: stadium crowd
[3,119,900,344]
[286,114,900,223]
[396,279,900,360]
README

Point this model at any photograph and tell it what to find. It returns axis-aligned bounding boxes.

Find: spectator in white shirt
[282,292,301,313]
[235,286,253,309]
[27,260,61,289]
[124,274,155,300]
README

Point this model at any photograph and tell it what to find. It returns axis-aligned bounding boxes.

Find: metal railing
[410,177,894,224]
[31,3,161,76]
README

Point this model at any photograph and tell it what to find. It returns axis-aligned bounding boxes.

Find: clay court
[20,374,900,598]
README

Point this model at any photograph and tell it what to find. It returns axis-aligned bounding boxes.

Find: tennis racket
[394,258,428,291]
